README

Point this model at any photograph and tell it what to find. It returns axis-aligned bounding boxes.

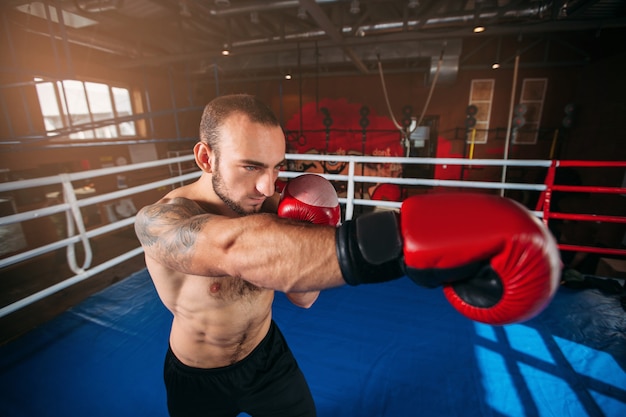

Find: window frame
[513,78,548,145]
[34,77,137,140]
[467,79,495,144]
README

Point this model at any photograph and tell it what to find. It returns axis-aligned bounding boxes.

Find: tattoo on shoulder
[135,197,210,258]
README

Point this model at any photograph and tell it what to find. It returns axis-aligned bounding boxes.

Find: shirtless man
[134,94,347,416]
[135,94,560,416]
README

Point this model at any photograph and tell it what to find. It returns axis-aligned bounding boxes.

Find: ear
[194,141,214,173]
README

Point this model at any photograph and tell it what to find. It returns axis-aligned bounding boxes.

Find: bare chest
[204,276,265,302]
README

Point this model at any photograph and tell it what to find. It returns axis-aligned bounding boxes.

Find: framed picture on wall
[514,78,547,144]
[468,79,495,144]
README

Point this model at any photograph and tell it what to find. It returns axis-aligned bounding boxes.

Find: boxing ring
[1,154,625,417]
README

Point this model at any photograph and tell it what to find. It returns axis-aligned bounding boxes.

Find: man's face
[211,113,285,216]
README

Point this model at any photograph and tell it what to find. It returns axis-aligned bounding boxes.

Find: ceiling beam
[298,0,370,74]
[110,13,626,70]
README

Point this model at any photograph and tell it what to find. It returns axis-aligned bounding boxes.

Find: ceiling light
[221,44,230,56]
[559,2,568,18]
[285,74,292,80]
[473,25,485,33]
[492,37,502,71]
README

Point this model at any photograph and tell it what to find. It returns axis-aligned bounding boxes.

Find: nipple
[210,283,221,294]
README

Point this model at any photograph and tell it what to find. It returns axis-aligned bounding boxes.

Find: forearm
[136,199,345,292]
[207,215,344,292]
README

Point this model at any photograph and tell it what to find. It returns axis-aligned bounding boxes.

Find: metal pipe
[230,5,549,49]
[51,0,75,76]
[500,53,520,196]
[168,65,181,139]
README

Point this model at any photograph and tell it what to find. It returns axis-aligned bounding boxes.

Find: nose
[257,169,278,197]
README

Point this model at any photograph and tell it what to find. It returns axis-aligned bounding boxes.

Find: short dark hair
[199,94,280,156]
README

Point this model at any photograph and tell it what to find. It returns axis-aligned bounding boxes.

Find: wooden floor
[0,226,146,345]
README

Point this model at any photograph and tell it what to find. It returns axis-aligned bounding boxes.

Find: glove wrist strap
[335,211,405,285]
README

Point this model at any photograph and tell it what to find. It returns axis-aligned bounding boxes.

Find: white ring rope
[61,174,93,274]
[0,152,620,318]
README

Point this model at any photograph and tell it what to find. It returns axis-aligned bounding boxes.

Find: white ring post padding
[346,160,356,221]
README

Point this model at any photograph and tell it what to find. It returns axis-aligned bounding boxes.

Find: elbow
[295,299,316,309]
[298,300,317,309]
[286,291,320,309]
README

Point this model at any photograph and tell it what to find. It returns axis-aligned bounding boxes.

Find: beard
[212,166,258,216]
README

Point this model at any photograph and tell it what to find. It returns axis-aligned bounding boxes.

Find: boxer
[135,94,560,417]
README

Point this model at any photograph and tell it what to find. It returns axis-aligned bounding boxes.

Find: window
[513,78,547,145]
[34,78,136,139]
[468,79,495,144]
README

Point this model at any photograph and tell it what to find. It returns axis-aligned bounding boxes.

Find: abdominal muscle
[147,257,275,369]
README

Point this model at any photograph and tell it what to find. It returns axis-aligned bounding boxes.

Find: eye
[244,165,260,172]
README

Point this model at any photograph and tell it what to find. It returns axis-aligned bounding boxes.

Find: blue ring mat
[1,269,625,417]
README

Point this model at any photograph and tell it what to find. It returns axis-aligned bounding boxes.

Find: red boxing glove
[278,174,341,226]
[371,183,402,202]
[336,193,561,325]
[401,193,561,325]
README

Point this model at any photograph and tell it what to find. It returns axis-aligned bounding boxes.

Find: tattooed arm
[134,197,345,292]
[134,197,208,273]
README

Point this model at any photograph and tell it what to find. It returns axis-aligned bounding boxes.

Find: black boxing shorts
[164,320,316,417]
